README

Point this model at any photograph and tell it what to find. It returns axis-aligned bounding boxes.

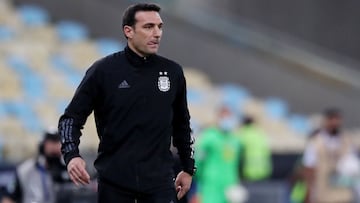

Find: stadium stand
[0,0,356,164]
[1,1,360,203]
[0,0,291,161]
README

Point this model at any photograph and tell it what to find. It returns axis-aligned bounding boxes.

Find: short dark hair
[122,3,161,28]
[242,116,254,125]
[323,107,341,119]
[44,131,60,142]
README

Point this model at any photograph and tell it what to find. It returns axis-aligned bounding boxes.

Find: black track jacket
[58,46,195,192]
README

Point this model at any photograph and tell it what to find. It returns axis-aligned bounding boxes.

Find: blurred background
[0,0,359,202]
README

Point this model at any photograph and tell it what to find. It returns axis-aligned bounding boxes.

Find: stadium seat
[6,55,45,100]
[219,83,250,114]
[46,74,74,99]
[57,100,68,115]
[57,40,100,70]
[81,113,100,150]
[264,97,289,120]
[33,102,61,128]
[0,102,6,119]
[22,75,45,100]
[187,88,205,104]
[0,0,21,28]
[0,117,38,161]
[4,41,52,72]
[17,4,49,27]
[50,54,82,87]
[20,25,56,45]
[0,61,23,99]
[184,68,212,89]
[0,0,11,11]
[95,38,125,56]
[6,55,33,76]
[50,54,76,73]
[2,101,42,133]
[0,25,14,41]
[190,118,202,137]
[56,20,89,42]
[288,114,312,135]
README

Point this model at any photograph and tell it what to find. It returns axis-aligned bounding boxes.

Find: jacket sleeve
[172,68,195,175]
[58,64,101,166]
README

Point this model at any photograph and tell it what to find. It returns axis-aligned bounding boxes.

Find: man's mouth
[148,41,159,46]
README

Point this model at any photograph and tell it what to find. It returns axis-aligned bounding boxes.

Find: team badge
[158,71,170,92]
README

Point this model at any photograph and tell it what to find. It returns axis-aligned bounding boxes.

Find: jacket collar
[124,45,156,67]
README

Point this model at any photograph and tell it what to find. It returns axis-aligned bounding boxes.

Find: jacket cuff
[64,150,81,166]
[182,159,196,176]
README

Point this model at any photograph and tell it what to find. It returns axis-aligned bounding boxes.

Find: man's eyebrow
[143,22,163,26]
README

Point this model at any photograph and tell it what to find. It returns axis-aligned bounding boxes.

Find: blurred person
[58,3,195,203]
[236,116,272,182]
[302,108,359,203]
[0,197,14,203]
[195,105,244,203]
[289,129,321,203]
[9,129,67,203]
[0,187,15,203]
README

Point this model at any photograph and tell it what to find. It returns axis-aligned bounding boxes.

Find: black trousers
[98,181,178,203]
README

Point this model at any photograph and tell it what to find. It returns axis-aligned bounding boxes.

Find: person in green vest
[195,105,243,203]
[237,116,272,181]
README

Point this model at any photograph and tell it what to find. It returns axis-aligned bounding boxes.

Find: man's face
[124,11,163,56]
[217,106,238,132]
[43,140,61,158]
[325,116,342,135]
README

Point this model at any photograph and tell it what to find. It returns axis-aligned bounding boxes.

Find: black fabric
[98,180,177,203]
[59,46,194,193]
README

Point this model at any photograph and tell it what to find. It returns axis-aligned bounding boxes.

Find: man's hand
[1,197,15,203]
[175,171,192,200]
[67,157,90,186]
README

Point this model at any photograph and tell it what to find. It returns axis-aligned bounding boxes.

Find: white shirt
[302,130,342,168]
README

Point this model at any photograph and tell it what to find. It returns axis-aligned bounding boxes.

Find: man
[195,105,243,203]
[237,116,272,182]
[302,108,356,203]
[9,130,67,203]
[58,3,195,203]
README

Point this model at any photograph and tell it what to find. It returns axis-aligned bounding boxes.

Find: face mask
[45,155,61,168]
[328,128,340,136]
[219,116,238,132]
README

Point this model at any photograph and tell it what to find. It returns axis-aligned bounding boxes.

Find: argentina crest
[158,71,170,92]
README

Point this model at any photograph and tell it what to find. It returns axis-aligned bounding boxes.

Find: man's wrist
[64,151,81,166]
[183,167,197,176]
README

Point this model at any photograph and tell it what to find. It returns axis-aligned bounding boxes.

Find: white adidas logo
[118,80,130,88]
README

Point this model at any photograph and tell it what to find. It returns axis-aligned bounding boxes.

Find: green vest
[290,181,307,203]
[238,125,272,181]
[195,127,243,203]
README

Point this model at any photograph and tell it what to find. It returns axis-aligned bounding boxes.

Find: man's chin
[146,49,158,55]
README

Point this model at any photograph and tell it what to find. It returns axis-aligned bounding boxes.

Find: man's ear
[124,25,134,39]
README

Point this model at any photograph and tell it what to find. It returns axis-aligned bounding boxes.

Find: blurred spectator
[195,105,245,203]
[289,130,320,203]
[7,129,69,203]
[236,116,272,182]
[0,186,14,203]
[302,108,359,203]
[0,197,14,203]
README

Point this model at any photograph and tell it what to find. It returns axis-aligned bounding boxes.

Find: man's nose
[153,27,162,38]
